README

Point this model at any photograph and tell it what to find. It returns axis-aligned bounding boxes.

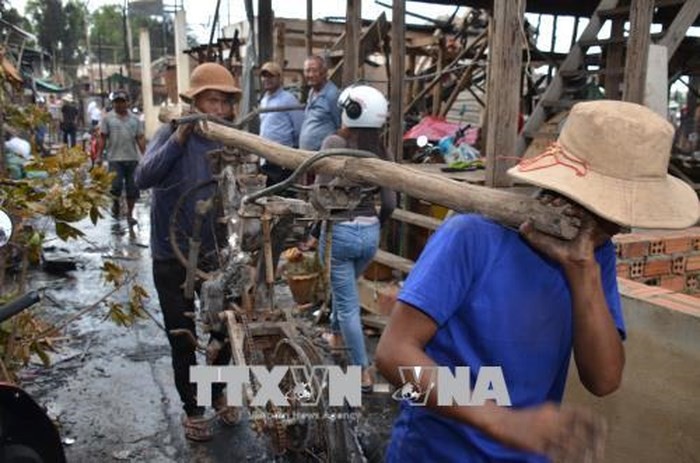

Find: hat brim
[180,85,242,103]
[507,163,700,229]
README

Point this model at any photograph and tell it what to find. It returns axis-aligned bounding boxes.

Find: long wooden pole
[389,0,405,162]
[198,121,579,239]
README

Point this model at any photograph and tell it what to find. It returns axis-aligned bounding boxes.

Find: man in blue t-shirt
[376,100,700,462]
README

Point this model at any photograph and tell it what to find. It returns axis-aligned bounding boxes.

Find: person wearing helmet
[375,101,699,462]
[312,84,396,393]
[96,89,146,225]
[134,62,242,442]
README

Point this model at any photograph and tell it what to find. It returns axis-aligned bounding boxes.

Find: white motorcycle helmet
[338,85,388,129]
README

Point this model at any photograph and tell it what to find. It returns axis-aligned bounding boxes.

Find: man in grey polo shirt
[97,90,146,225]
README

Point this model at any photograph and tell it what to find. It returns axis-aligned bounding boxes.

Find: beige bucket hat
[180,62,242,103]
[508,100,699,229]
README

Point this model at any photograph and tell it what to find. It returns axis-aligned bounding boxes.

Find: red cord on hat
[517,142,589,176]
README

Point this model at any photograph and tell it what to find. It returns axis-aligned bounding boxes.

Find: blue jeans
[109,161,140,199]
[320,220,380,367]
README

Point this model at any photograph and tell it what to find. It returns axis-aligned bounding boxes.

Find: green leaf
[89,205,102,225]
[55,221,85,241]
[31,342,52,368]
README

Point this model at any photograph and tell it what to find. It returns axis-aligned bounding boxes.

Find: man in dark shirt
[60,94,79,147]
[135,62,242,442]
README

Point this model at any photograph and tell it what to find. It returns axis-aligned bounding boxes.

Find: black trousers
[152,259,230,416]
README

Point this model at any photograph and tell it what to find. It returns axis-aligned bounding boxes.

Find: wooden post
[274,22,286,67]
[623,0,654,104]
[342,0,361,86]
[305,0,313,58]
[547,15,558,83]
[570,16,580,50]
[605,18,625,99]
[432,35,444,115]
[258,0,274,64]
[484,0,525,188]
[389,0,405,162]
[406,52,416,107]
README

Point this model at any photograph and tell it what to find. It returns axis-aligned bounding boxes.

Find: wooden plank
[391,208,443,230]
[516,0,619,157]
[390,1,405,162]
[258,0,274,63]
[598,0,685,18]
[404,31,486,116]
[432,34,444,115]
[274,22,286,67]
[623,0,654,104]
[373,249,414,274]
[484,0,526,187]
[361,313,388,330]
[605,18,625,99]
[328,13,388,87]
[342,0,361,86]
[357,278,397,315]
[658,0,700,58]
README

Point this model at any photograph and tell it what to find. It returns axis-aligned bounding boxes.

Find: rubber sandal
[182,415,213,442]
[213,397,240,427]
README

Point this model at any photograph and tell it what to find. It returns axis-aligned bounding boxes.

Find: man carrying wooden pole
[375,100,699,462]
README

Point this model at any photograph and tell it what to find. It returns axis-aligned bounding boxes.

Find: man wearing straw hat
[376,100,700,462]
[135,62,242,442]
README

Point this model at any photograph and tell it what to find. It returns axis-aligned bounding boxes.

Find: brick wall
[614,227,700,295]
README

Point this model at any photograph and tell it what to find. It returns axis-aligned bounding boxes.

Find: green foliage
[23,0,88,79]
[0,72,149,382]
[102,265,149,328]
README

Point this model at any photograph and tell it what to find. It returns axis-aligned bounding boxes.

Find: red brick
[620,241,649,259]
[616,263,630,279]
[649,240,665,255]
[686,255,700,272]
[660,275,686,293]
[629,260,645,279]
[663,237,692,255]
[643,258,672,277]
[692,238,700,252]
[672,256,687,275]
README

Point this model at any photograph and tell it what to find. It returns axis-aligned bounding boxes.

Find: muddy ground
[19,195,399,462]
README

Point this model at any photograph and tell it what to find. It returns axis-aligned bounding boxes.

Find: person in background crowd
[96,90,146,226]
[60,94,79,147]
[298,55,341,152]
[258,60,304,186]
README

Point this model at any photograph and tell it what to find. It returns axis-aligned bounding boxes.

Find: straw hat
[180,62,242,102]
[508,100,699,229]
[260,61,282,77]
